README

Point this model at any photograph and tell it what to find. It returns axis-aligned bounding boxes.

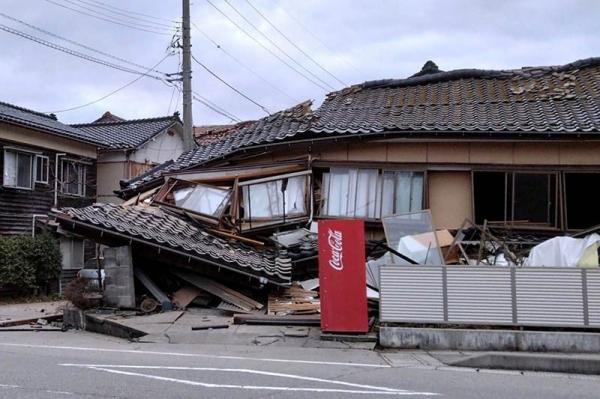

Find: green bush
[0,233,62,293]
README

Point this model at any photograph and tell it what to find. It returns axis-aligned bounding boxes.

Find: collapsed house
[52,57,600,326]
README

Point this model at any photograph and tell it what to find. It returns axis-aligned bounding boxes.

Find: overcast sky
[1,0,599,125]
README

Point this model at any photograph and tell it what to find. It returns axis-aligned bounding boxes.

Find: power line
[61,0,178,32]
[204,0,328,92]
[244,0,347,87]
[73,0,178,29]
[191,21,299,103]
[0,23,165,79]
[47,54,172,113]
[86,0,178,24]
[0,12,169,76]
[191,54,270,115]
[279,6,366,77]
[193,92,241,122]
[45,0,173,36]
[222,0,336,91]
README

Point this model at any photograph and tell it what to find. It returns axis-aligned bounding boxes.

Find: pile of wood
[267,283,320,316]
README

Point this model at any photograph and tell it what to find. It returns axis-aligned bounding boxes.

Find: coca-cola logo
[328,228,344,271]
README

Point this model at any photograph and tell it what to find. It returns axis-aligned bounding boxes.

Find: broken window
[173,184,230,216]
[241,174,308,220]
[473,171,557,227]
[565,173,600,230]
[321,168,424,219]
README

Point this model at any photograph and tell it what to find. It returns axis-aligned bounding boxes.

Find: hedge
[0,233,62,293]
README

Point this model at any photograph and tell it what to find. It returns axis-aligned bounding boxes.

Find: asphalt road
[0,331,598,398]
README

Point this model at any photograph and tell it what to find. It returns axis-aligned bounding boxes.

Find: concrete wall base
[380,326,600,353]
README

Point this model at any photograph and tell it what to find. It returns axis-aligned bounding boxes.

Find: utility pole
[181,0,194,151]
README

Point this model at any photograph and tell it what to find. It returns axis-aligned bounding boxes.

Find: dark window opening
[513,173,556,226]
[565,173,600,230]
[473,171,557,227]
[473,171,506,225]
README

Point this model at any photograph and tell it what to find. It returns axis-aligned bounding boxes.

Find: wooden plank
[171,286,202,309]
[191,323,230,330]
[233,313,320,326]
[172,270,262,312]
[122,186,160,207]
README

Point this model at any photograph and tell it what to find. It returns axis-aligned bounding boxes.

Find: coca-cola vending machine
[318,219,368,333]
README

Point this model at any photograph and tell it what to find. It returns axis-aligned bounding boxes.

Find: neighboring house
[0,101,103,289]
[119,57,600,236]
[72,113,184,203]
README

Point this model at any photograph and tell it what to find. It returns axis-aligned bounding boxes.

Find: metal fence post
[582,269,589,326]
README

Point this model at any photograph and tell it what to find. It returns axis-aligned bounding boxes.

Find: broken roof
[55,203,292,285]
[71,114,182,150]
[121,57,600,193]
[312,57,600,135]
[194,123,240,146]
[122,101,313,191]
[0,100,105,146]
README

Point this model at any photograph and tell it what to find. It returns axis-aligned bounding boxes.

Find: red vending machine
[318,219,368,333]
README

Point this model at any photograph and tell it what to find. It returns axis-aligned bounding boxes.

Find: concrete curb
[380,326,600,353]
[448,352,600,375]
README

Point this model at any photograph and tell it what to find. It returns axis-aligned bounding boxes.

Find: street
[0,331,598,398]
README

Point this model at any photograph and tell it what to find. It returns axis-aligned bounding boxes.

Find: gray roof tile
[72,115,181,149]
[0,101,105,146]
[56,203,292,285]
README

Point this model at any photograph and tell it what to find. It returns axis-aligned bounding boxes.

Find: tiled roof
[71,115,181,150]
[0,101,105,146]
[121,57,600,192]
[311,57,600,134]
[93,111,125,123]
[123,101,313,191]
[194,124,239,146]
[55,203,292,285]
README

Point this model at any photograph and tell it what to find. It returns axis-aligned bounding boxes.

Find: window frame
[239,170,311,223]
[319,167,425,221]
[472,169,559,229]
[34,154,49,184]
[60,159,87,197]
[2,148,36,190]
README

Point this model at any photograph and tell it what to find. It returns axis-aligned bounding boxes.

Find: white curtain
[243,175,307,219]
[3,150,16,186]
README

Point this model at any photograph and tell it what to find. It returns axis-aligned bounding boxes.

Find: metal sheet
[380,266,444,322]
[447,268,513,323]
[515,269,584,326]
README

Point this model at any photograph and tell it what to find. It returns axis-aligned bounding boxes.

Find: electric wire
[0,12,169,76]
[191,54,270,115]
[279,6,366,76]
[45,0,173,35]
[244,0,347,86]
[204,0,328,91]
[0,23,166,79]
[191,21,299,103]
[222,0,336,90]
[72,0,178,29]
[47,54,172,113]
[86,0,178,24]
[60,0,178,32]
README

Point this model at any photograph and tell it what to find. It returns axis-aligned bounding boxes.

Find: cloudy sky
[1,0,599,125]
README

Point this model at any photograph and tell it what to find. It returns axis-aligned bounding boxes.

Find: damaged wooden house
[52,57,600,307]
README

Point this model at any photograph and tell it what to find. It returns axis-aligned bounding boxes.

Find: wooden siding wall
[0,139,96,235]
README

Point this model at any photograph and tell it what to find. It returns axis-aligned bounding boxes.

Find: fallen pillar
[134,267,173,311]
